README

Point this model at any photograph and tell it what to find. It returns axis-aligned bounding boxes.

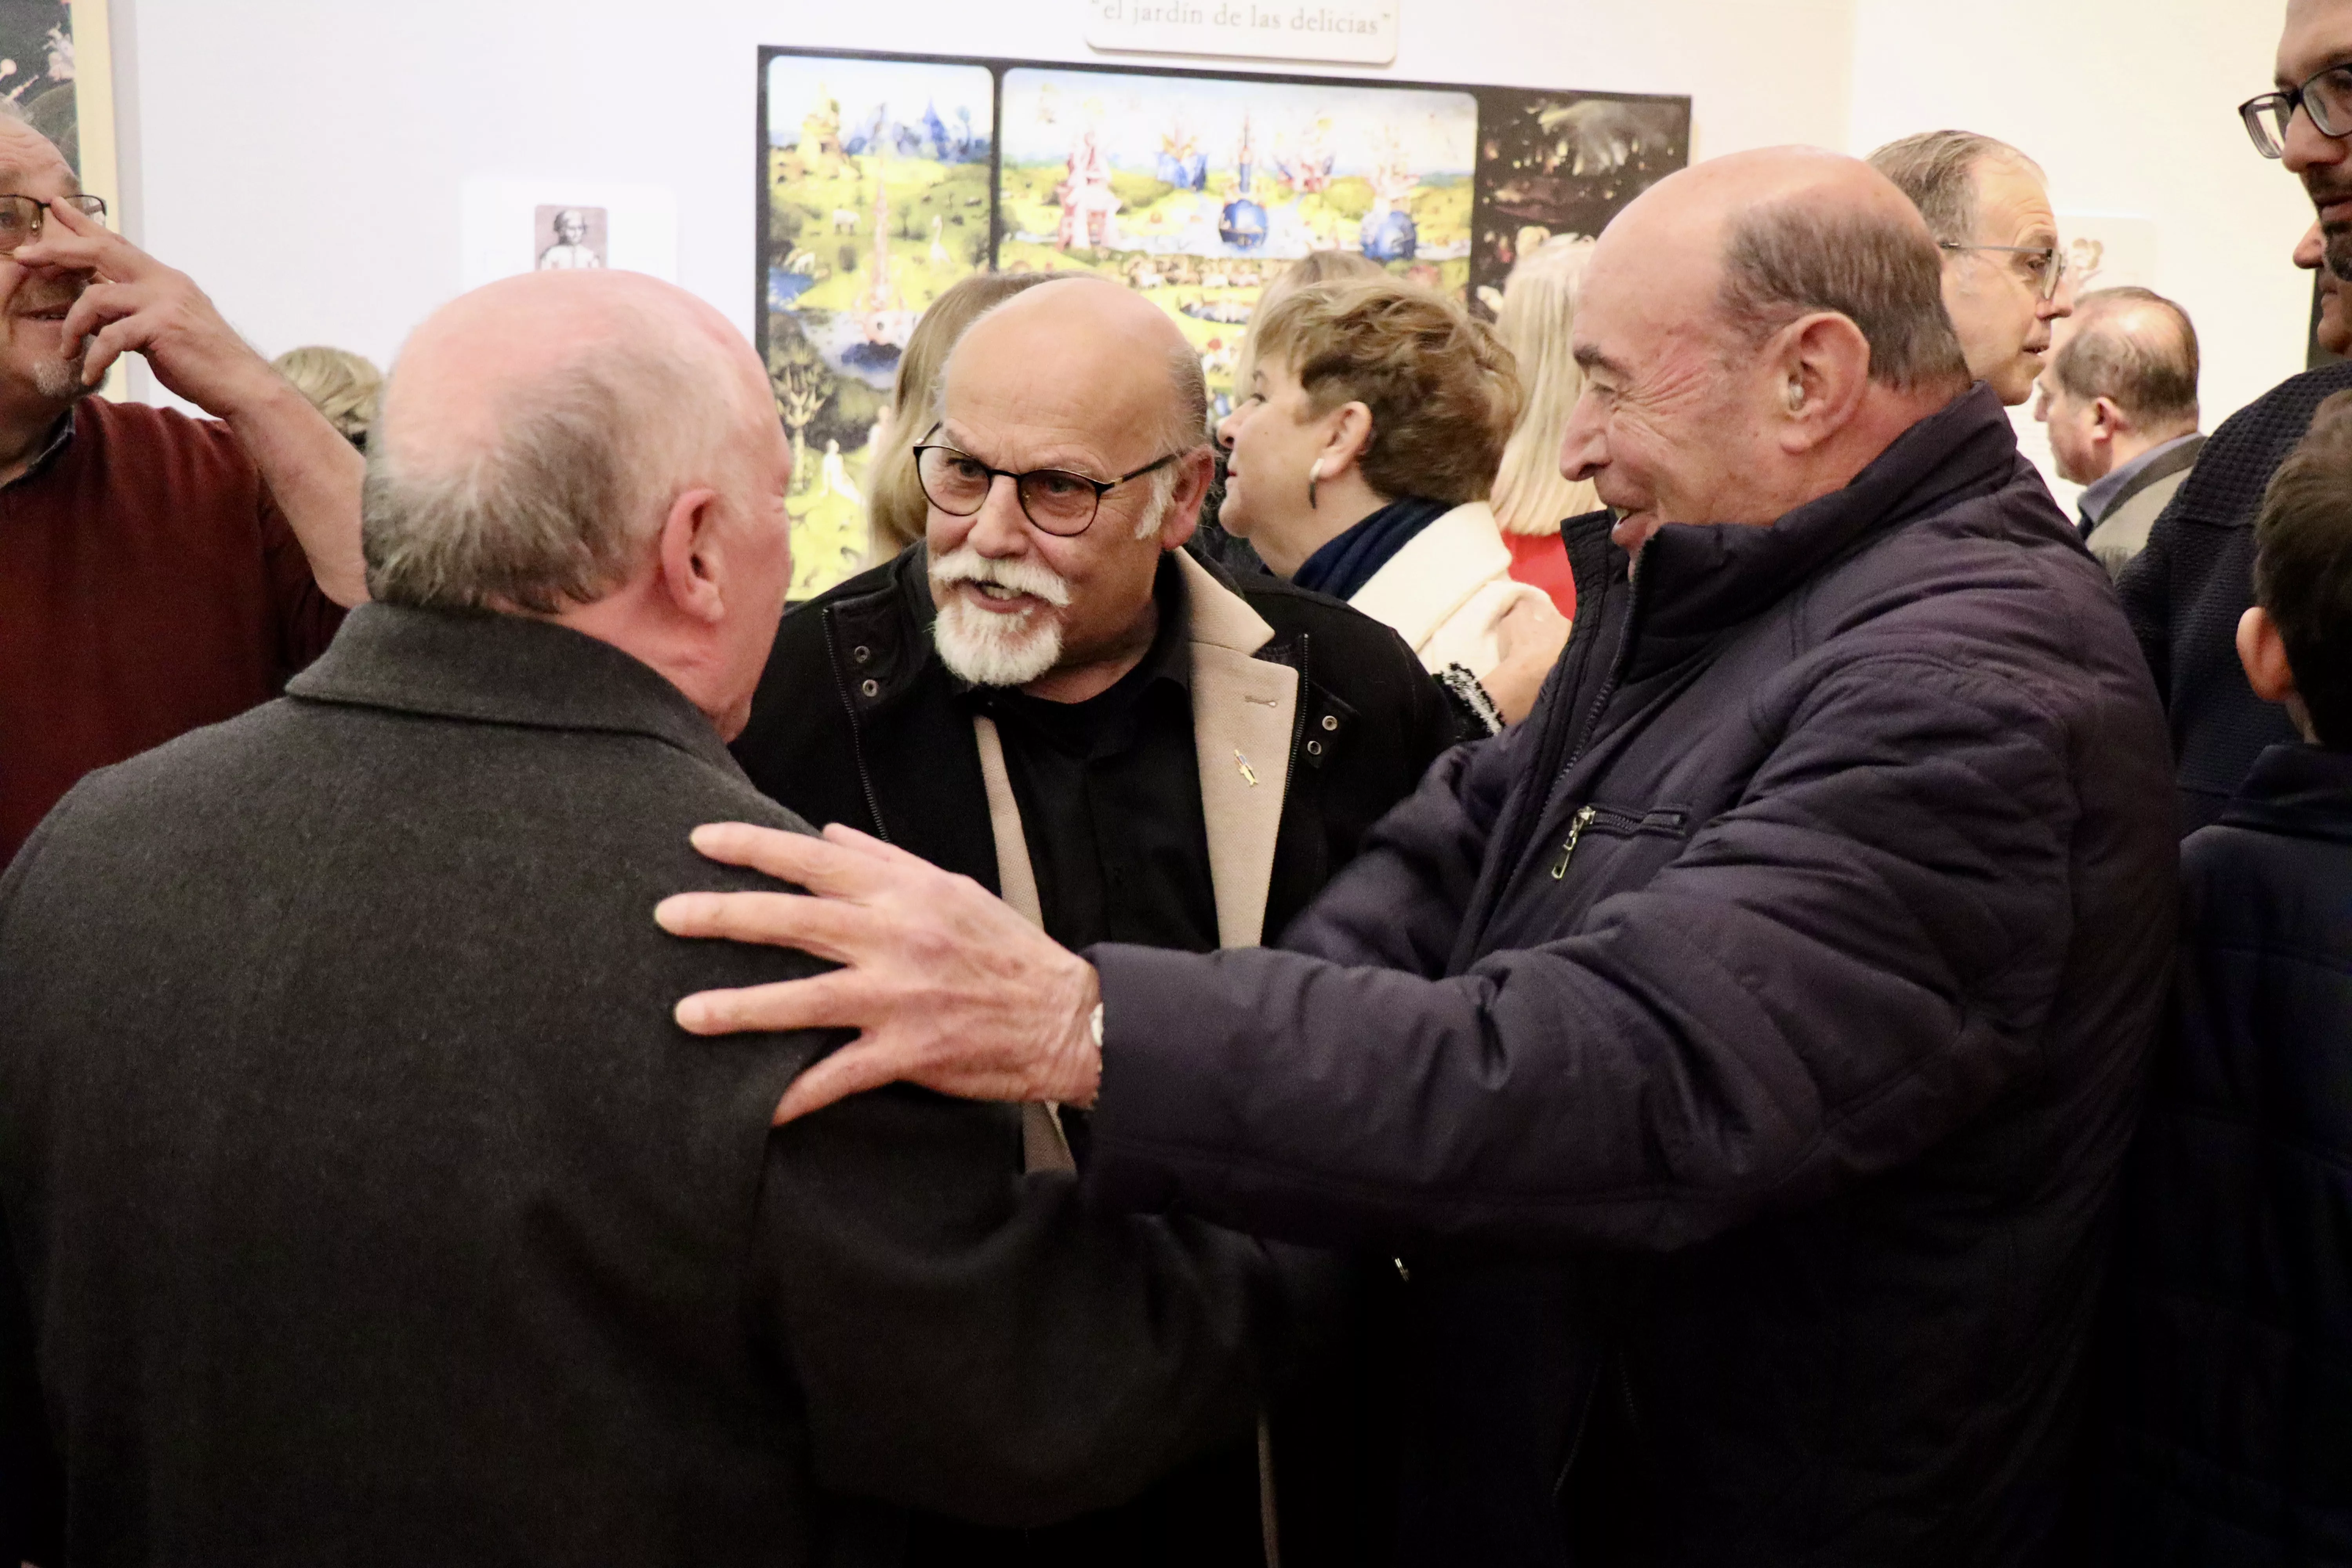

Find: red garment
[0,396,345,864]
[1503,529,1577,621]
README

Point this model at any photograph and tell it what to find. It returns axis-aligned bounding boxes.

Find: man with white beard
[726,275,1454,1566]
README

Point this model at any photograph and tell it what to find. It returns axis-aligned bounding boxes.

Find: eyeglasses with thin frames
[2240,65,2352,158]
[912,425,1187,537]
[0,193,105,256]
[1938,241,2067,302]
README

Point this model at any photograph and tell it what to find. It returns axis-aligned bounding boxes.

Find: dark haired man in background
[2033,287,2204,577]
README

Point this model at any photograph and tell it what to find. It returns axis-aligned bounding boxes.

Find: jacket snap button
[860,678,879,698]
[1305,739,1323,757]
[1321,714,1339,732]
[852,644,872,664]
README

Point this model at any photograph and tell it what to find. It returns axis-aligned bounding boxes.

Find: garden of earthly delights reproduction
[763,51,1536,599]
[990,69,1476,419]
[764,56,995,599]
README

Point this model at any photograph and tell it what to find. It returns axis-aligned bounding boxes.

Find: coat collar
[2220,741,2352,847]
[1173,549,1295,947]
[2081,431,2205,532]
[1349,501,1514,653]
[288,603,741,776]
[1631,383,2028,660]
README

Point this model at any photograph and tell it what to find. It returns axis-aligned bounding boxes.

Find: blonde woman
[1489,236,1601,617]
[862,272,1063,563]
[1216,275,1568,724]
[271,346,381,451]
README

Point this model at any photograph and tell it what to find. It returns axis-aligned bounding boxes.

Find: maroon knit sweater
[0,396,345,864]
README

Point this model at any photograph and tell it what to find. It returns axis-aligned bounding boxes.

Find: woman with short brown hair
[1217,274,1564,722]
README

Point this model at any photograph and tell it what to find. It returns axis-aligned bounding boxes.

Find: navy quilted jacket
[1083,386,2179,1564]
[2119,364,2352,833]
[2102,741,2352,1564]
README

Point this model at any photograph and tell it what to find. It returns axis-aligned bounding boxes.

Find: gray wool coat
[0,603,1291,1568]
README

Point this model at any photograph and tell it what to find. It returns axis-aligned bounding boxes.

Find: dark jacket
[731,544,1452,1568]
[731,543,1455,951]
[2101,741,2352,1565]
[2119,365,2352,832]
[1079,385,2180,1565]
[0,605,1292,1568]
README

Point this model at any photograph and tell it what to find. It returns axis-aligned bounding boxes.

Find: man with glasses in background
[726,274,1451,1566]
[2113,0,2352,833]
[0,104,364,867]
[1869,129,2073,407]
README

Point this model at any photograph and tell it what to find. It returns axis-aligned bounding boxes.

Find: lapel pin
[1234,749,1259,786]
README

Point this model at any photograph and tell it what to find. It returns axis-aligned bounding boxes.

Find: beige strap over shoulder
[971,713,1077,1175]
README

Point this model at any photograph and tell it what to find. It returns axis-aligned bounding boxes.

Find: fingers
[77,317,140,386]
[688,820,915,901]
[28,194,143,273]
[12,206,140,279]
[655,887,876,964]
[58,279,138,348]
[772,1041,916,1125]
[673,966,870,1036]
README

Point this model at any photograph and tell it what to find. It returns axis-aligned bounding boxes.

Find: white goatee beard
[928,544,1072,689]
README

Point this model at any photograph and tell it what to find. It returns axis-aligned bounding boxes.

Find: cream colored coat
[1347,500,1548,678]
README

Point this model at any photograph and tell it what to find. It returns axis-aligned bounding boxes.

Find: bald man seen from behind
[660,149,2180,1566]
[0,271,1298,1568]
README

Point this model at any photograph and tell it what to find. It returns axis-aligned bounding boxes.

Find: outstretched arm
[662,651,2132,1256]
[15,201,366,607]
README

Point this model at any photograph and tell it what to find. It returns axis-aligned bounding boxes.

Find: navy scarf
[1290,495,1452,602]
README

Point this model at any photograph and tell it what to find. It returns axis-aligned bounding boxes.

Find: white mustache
[928,544,1072,608]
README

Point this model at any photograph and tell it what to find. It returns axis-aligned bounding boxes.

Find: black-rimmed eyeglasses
[0,193,105,255]
[912,426,1187,537]
[2242,65,2352,158]
[1938,241,2067,302]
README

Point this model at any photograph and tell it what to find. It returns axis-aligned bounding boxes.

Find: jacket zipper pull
[1550,806,1597,880]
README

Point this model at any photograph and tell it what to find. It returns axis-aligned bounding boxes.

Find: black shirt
[966,557,1220,954]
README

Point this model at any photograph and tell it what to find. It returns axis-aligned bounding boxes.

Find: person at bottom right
[2099,386,2352,1565]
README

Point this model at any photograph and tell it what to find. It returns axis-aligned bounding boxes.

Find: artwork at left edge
[765,53,996,601]
[0,0,79,170]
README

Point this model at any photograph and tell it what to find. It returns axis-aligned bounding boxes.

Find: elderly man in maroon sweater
[0,114,363,864]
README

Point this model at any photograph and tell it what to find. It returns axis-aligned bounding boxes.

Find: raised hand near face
[13,196,281,413]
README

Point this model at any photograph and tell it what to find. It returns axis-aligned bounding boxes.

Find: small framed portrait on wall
[534,204,609,271]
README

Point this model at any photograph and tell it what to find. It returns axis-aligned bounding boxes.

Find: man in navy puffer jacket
[2102,390,2352,1564]
[659,149,2180,1566]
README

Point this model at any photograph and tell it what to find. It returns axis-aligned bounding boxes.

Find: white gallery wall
[106,0,2307,452]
